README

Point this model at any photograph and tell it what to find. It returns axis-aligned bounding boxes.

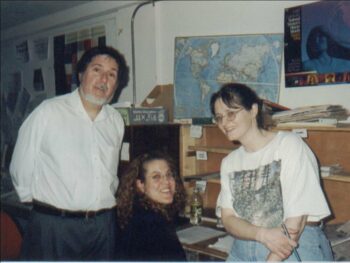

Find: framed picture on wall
[284,1,350,87]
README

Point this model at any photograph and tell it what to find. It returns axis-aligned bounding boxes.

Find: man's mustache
[98,84,108,91]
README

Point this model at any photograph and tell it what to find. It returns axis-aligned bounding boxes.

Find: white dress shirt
[10,89,124,211]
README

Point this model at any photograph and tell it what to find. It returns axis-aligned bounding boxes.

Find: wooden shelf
[180,124,350,224]
[272,126,350,132]
[207,179,220,184]
[323,174,350,183]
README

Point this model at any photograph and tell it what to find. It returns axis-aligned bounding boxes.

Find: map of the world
[174,34,283,119]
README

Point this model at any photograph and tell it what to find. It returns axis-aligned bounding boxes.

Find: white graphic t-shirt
[217,131,331,228]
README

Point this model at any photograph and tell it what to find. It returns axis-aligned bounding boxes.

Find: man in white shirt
[10,46,129,260]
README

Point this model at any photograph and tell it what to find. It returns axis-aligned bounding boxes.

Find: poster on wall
[33,37,49,60]
[174,34,283,120]
[15,41,29,63]
[284,1,350,87]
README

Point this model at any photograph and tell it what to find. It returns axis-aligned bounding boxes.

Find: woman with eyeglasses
[115,151,187,261]
[210,83,333,261]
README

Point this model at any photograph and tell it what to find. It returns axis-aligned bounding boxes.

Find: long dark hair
[116,151,187,229]
[210,83,266,129]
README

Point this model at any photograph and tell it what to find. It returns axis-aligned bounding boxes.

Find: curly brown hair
[116,151,187,229]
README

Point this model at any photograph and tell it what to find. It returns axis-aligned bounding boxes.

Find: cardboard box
[115,107,168,125]
[141,84,174,121]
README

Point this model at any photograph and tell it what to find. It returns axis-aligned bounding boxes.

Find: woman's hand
[266,252,283,262]
[256,226,297,259]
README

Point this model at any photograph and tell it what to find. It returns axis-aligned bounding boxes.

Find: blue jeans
[226,226,333,261]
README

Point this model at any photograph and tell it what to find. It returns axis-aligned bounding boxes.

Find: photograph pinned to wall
[284,1,350,87]
[33,68,45,91]
[15,41,29,63]
[174,33,283,120]
[33,37,49,60]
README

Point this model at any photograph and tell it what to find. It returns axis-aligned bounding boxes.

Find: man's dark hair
[77,46,129,101]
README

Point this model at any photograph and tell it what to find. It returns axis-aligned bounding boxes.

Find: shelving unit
[119,124,180,176]
[180,124,350,224]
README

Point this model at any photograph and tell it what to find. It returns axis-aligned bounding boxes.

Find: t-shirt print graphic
[229,160,283,228]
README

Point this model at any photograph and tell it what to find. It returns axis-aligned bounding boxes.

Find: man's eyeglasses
[212,108,243,124]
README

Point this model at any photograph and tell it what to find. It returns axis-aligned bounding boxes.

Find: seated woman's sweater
[115,202,187,262]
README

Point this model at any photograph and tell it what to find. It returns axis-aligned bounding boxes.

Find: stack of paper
[176,226,225,245]
[208,235,234,253]
[272,104,349,127]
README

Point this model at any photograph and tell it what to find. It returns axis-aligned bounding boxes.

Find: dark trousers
[20,209,116,261]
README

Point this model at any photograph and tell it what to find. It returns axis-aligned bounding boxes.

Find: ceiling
[1,1,92,31]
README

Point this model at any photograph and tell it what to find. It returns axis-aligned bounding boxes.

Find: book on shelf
[113,106,168,125]
[263,100,290,113]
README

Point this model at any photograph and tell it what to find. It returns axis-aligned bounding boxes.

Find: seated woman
[115,151,187,261]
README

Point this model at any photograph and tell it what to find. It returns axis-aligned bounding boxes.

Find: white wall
[2,0,350,110]
[154,0,350,110]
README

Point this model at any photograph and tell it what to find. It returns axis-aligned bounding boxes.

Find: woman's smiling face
[136,159,176,205]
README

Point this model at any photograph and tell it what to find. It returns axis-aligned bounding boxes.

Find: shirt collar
[69,88,109,121]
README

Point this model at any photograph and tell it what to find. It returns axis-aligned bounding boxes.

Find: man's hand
[256,226,297,259]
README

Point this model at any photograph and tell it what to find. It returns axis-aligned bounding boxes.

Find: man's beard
[80,87,111,106]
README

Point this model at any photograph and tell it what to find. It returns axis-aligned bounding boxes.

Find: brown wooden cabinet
[180,124,350,224]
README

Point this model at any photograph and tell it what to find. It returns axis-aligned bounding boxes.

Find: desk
[179,220,228,261]
[182,236,228,261]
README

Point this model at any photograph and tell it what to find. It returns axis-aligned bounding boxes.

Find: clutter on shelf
[271,104,350,128]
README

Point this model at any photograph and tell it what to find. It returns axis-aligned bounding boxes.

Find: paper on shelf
[331,221,350,247]
[176,226,225,245]
[208,235,235,253]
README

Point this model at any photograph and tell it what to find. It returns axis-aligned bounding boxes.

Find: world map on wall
[174,34,283,119]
